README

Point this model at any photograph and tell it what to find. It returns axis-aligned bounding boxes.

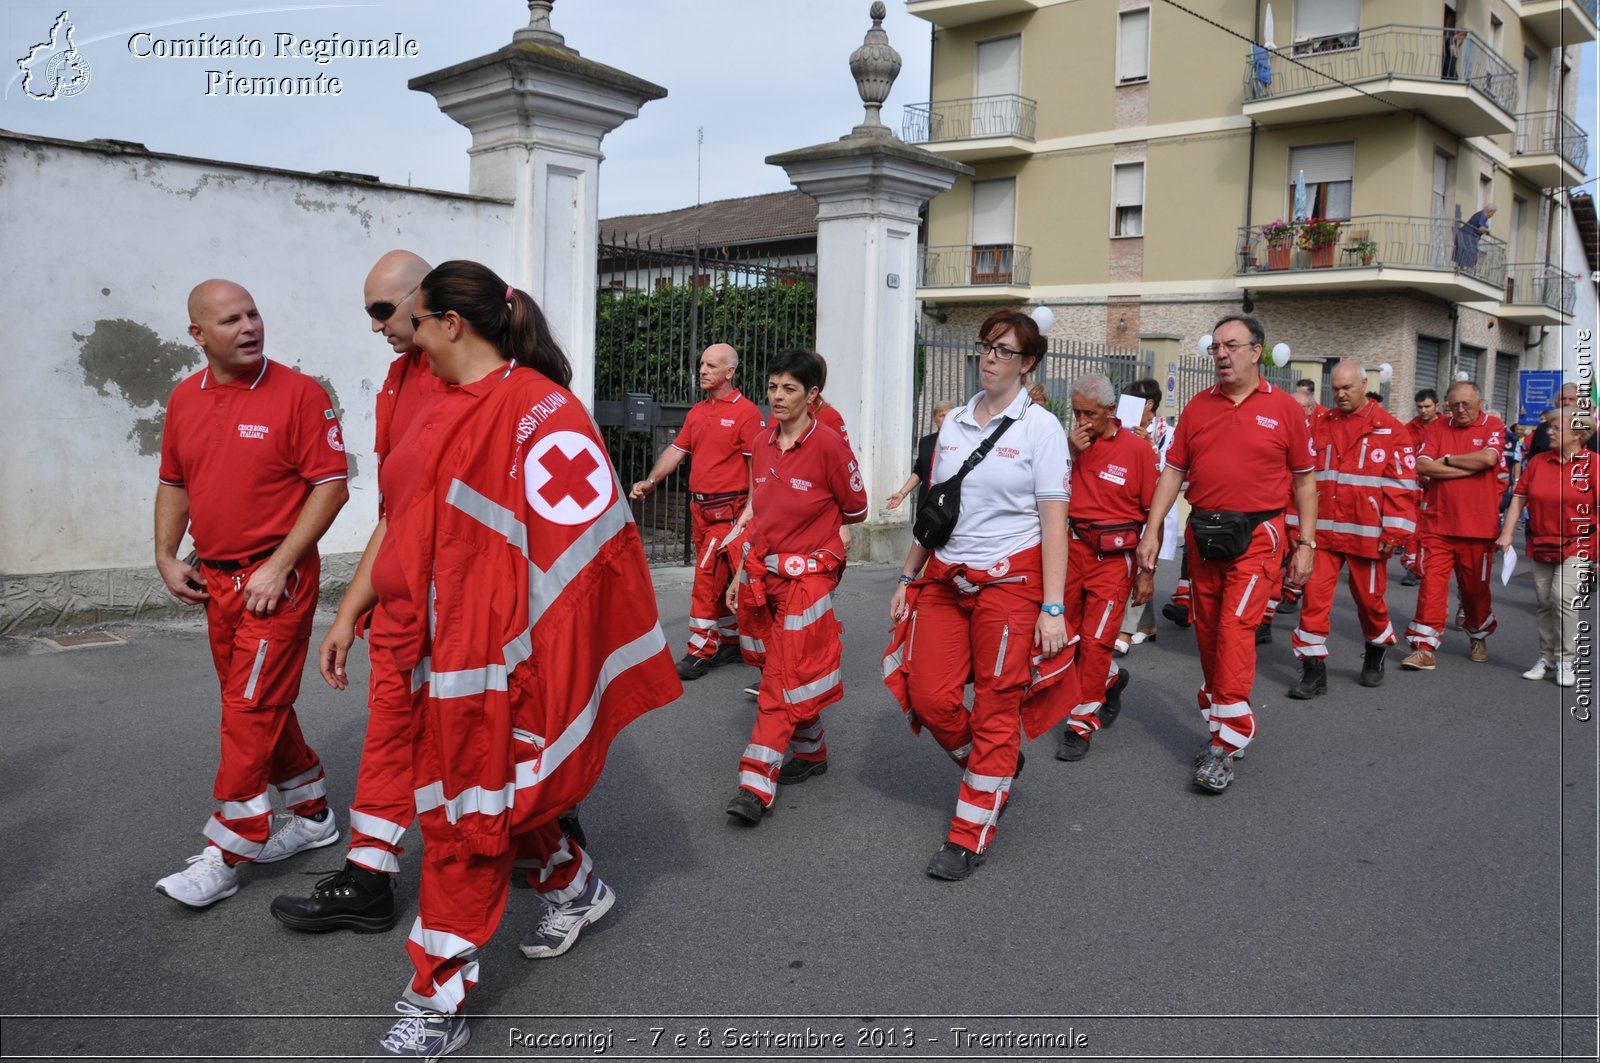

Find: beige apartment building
[905,0,1593,418]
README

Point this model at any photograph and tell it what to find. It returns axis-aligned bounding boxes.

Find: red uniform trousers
[904,555,1039,854]
[686,504,740,660]
[1063,539,1135,739]
[1291,548,1397,658]
[344,605,414,875]
[1405,532,1498,649]
[1187,517,1284,754]
[1171,550,1191,613]
[403,820,588,1015]
[200,553,328,865]
[736,571,842,807]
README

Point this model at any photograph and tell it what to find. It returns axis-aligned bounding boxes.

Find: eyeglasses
[410,310,447,330]
[1444,400,1475,410]
[365,284,418,323]
[974,340,1022,360]
[1206,340,1260,355]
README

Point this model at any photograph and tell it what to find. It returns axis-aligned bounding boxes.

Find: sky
[2,1,1595,218]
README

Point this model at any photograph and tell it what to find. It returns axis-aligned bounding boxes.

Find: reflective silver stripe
[1407,622,1441,636]
[881,646,904,678]
[402,966,473,1015]
[350,810,407,846]
[947,742,973,762]
[993,625,1009,678]
[790,735,825,754]
[347,847,400,874]
[204,816,263,859]
[1314,520,1382,537]
[740,634,766,653]
[742,743,783,766]
[1369,622,1395,644]
[1292,628,1327,644]
[687,617,717,630]
[1316,470,1418,491]
[1092,600,1114,640]
[962,770,1007,792]
[274,764,323,791]
[243,639,268,701]
[1234,575,1260,617]
[429,663,509,700]
[1209,699,1251,719]
[700,536,717,569]
[413,779,515,823]
[221,792,272,820]
[738,770,775,797]
[785,668,842,705]
[794,723,824,741]
[443,480,528,553]
[784,593,834,631]
[1215,720,1252,750]
[511,728,544,747]
[1382,516,1417,532]
[541,849,592,901]
[279,777,326,807]
[1394,479,1421,491]
[955,799,998,826]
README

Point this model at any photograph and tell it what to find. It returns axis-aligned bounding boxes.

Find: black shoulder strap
[945,415,1017,487]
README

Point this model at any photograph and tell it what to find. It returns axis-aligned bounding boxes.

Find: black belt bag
[1070,519,1143,554]
[692,490,747,525]
[1188,509,1280,562]
[197,545,278,572]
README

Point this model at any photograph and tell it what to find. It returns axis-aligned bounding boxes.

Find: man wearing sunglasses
[1401,380,1506,670]
[270,249,442,934]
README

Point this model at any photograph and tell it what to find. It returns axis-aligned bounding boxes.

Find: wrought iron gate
[594,234,816,563]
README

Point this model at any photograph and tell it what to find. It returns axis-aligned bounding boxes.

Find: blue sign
[1519,370,1564,425]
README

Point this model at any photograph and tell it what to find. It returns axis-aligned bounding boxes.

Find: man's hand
[1132,569,1155,605]
[1289,544,1315,586]
[628,478,655,501]
[1135,530,1161,574]
[243,561,290,617]
[319,618,356,690]
[1068,421,1094,456]
[724,580,739,615]
[1034,611,1068,658]
[884,490,906,512]
[156,555,209,605]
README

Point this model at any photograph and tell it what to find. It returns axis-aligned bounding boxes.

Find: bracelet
[1442,454,1452,468]
[897,573,916,585]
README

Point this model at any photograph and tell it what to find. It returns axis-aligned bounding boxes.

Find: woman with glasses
[363,260,680,1061]
[884,310,1070,881]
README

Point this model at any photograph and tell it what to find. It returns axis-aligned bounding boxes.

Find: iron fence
[921,244,1032,288]
[901,93,1038,143]
[1235,213,1508,289]
[595,233,817,563]
[1514,110,1588,171]
[1172,356,1296,411]
[1503,263,1578,314]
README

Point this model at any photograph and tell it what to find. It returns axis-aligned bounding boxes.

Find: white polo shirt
[931,388,1069,568]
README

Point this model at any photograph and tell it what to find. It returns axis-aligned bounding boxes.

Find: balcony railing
[1235,214,1507,288]
[1503,263,1577,314]
[922,244,1032,287]
[1514,110,1588,172]
[902,94,1038,144]
[1243,23,1518,116]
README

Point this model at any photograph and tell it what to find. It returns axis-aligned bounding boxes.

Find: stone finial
[514,0,573,50]
[848,1,902,139]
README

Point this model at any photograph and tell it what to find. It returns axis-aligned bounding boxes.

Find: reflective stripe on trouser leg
[1187,521,1277,753]
[788,716,827,761]
[902,581,977,761]
[1346,554,1397,645]
[951,768,1012,855]
[1453,537,1498,638]
[1291,546,1341,659]
[686,511,737,660]
[509,822,588,901]
[737,737,785,807]
[347,613,415,873]
[1407,532,1452,648]
[1063,542,1133,739]
[405,831,522,1014]
[1208,698,1256,753]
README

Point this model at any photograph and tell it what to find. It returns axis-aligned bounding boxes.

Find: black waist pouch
[1188,509,1280,561]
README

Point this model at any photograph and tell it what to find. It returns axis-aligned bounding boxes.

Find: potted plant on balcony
[1258,219,1295,271]
[1353,236,1377,267]
[1298,217,1343,268]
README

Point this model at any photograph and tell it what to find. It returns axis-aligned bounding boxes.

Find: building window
[1494,353,1518,417]
[1478,174,1492,212]
[971,177,1017,282]
[1112,163,1144,237]
[1117,9,1150,83]
[1458,344,1486,387]
[1287,143,1353,221]
[1489,15,1504,54]
[1292,0,1359,53]
[1415,336,1444,395]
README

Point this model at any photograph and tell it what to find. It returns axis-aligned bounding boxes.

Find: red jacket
[391,366,681,860]
[1309,400,1419,557]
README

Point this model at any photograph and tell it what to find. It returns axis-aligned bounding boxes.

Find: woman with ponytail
[364,260,680,1060]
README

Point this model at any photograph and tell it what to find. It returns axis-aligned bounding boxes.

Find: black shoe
[1255,622,1273,645]
[1015,749,1026,779]
[725,789,765,824]
[1055,729,1091,761]
[269,863,397,934]
[557,809,587,849]
[1285,657,1327,699]
[1359,642,1387,688]
[1400,571,1419,587]
[925,842,984,881]
[1100,670,1131,727]
[1161,603,1191,628]
[676,654,712,681]
[776,757,827,785]
[713,642,742,666]
[1277,597,1299,615]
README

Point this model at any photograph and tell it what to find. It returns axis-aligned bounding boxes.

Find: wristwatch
[1442,454,1452,468]
[1040,603,1064,617]
[1298,539,1317,550]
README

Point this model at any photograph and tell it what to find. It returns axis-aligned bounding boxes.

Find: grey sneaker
[154,846,238,908]
[368,1001,470,1060]
[518,876,615,959]
[256,811,339,864]
[1192,746,1235,793]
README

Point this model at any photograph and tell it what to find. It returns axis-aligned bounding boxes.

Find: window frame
[1116,8,1151,85]
[1111,161,1145,238]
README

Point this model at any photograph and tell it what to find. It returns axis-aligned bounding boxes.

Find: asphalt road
[0,559,1595,1063]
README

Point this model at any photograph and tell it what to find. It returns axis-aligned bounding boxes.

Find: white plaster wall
[1553,199,1598,384]
[0,134,513,576]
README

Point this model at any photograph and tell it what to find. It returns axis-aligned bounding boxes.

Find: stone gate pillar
[767,3,968,562]
[411,1,665,407]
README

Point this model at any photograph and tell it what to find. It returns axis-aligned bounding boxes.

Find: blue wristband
[1040,603,1064,617]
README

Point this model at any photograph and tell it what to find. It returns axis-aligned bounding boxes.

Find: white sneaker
[155,846,239,908]
[369,1001,471,1060]
[256,811,340,864]
[1555,661,1577,688]
[519,876,616,959]
[1522,658,1551,681]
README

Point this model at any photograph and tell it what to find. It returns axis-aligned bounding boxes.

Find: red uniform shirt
[1166,378,1315,512]
[672,390,762,494]
[812,400,849,445]
[1404,415,1436,447]
[1068,425,1157,523]
[158,358,348,560]
[374,351,448,518]
[1416,412,1506,538]
[1515,449,1596,560]
[750,420,868,557]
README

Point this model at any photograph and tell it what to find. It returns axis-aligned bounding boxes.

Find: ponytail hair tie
[505,285,515,304]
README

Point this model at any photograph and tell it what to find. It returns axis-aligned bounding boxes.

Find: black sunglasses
[410,310,447,330]
[365,284,418,323]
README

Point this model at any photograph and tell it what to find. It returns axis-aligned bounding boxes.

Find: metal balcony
[1508,110,1588,189]
[1519,0,1597,45]
[905,0,1045,29]
[919,244,1032,301]
[901,94,1037,161]
[1499,263,1577,325]
[1233,214,1507,303]
[1242,24,1518,138]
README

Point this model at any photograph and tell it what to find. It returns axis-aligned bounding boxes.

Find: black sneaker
[725,789,765,824]
[1055,729,1091,761]
[713,642,743,666]
[1400,570,1419,587]
[1277,596,1300,615]
[1255,622,1273,645]
[926,842,985,881]
[776,757,827,785]
[270,863,397,934]
[1161,603,1191,628]
[1100,670,1131,727]
[557,809,587,849]
[676,654,712,681]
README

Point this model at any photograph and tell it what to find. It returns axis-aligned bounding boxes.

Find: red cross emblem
[524,431,615,525]
[537,444,601,508]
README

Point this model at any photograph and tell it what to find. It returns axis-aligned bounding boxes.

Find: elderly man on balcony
[1452,203,1496,269]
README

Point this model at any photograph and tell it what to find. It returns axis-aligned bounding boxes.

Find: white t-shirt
[931,388,1069,568]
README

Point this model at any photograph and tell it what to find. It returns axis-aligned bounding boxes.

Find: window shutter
[1118,10,1150,81]
[972,179,1016,245]
[1288,143,1353,185]
[1113,164,1144,207]
[1295,0,1358,41]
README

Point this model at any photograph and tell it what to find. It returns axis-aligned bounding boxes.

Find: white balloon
[1271,342,1291,366]
[1030,305,1055,332]
[1198,333,1213,356]
[1456,370,1470,381]
[1378,362,1394,383]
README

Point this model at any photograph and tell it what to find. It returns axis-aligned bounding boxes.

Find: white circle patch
[524,431,615,525]
[326,425,345,453]
[988,559,1011,577]
[1370,447,1385,465]
[783,556,806,577]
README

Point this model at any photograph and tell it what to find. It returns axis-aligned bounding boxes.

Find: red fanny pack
[1526,533,1566,563]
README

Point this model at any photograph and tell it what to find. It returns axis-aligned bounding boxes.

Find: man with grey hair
[1057,374,1157,761]
[1402,379,1506,669]
[1287,360,1418,696]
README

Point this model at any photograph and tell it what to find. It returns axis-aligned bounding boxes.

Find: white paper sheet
[1116,394,1148,430]
[1500,545,1517,585]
